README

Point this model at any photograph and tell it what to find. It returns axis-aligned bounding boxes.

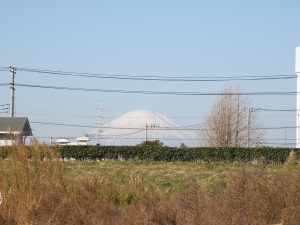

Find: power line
[260,108,297,112]
[13,111,297,119]
[8,83,299,96]
[30,120,297,130]
[1,66,295,82]
[87,130,144,138]
[32,136,297,141]
[14,110,297,119]
[31,121,98,128]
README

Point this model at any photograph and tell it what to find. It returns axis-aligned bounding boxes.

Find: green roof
[0,117,33,136]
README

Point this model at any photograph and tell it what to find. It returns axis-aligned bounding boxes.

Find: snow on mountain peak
[89,110,198,147]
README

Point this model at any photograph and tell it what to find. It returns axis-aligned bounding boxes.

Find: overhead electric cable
[15,111,296,119]
[14,83,298,96]
[5,66,295,82]
[259,108,297,112]
[30,121,297,130]
[88,130,144,138]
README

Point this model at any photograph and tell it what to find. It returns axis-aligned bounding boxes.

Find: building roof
[0,117,33,136]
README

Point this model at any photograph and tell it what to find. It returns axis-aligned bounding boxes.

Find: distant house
[56,136,90,146]
[0,117,33,146]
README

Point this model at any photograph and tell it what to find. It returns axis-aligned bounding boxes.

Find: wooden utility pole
[247,108,251,147]
[10,67,16,117]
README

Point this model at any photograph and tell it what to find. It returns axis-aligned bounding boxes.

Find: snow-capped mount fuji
[89,110,198,147]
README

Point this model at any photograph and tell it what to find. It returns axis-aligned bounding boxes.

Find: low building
[56,138,71,146]
[76,136,90,145]
[0,117,33,146]
[56,136,90,146]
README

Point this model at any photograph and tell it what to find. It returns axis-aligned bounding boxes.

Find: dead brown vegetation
[200,84,264,147]
[0,141,300,224]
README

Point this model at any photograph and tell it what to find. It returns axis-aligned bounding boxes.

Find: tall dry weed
[0,138,67,224]
[1,141,300,224]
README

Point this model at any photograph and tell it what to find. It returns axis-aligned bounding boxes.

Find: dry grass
[0,141,300,224]
[63,160,249,193]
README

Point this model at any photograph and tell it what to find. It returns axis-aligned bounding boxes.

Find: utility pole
[246,108,260,148]
[285,128,286,147]
[296,46,300,148]
[145,124,149,141]
[10,67,16,117]
[96,101,104,145]
[144,123,159,141]
[235,95,240,147]
[247,108,250,147]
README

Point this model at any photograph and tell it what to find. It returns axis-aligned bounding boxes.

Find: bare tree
[200,84,264,147]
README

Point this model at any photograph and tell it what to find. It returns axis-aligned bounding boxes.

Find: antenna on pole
[9,67,16,117]
[96,101,105,145]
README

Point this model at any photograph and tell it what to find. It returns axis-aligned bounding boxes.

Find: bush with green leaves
[57,145,299,164]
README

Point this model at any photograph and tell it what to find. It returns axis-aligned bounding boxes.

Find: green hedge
[0,145,298,163]
[58,146,299,163]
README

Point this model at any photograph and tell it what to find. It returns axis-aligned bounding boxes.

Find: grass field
[0,142,299,224]
[63,160,279,193]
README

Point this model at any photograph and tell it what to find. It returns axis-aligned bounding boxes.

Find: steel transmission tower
[96,101,105,145]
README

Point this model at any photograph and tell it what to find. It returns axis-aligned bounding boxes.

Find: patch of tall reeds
[1,139,300,224]
[0,138,65,224]
[0,139,148,224]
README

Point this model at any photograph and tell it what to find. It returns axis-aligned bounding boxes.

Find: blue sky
[1,1,299,146]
